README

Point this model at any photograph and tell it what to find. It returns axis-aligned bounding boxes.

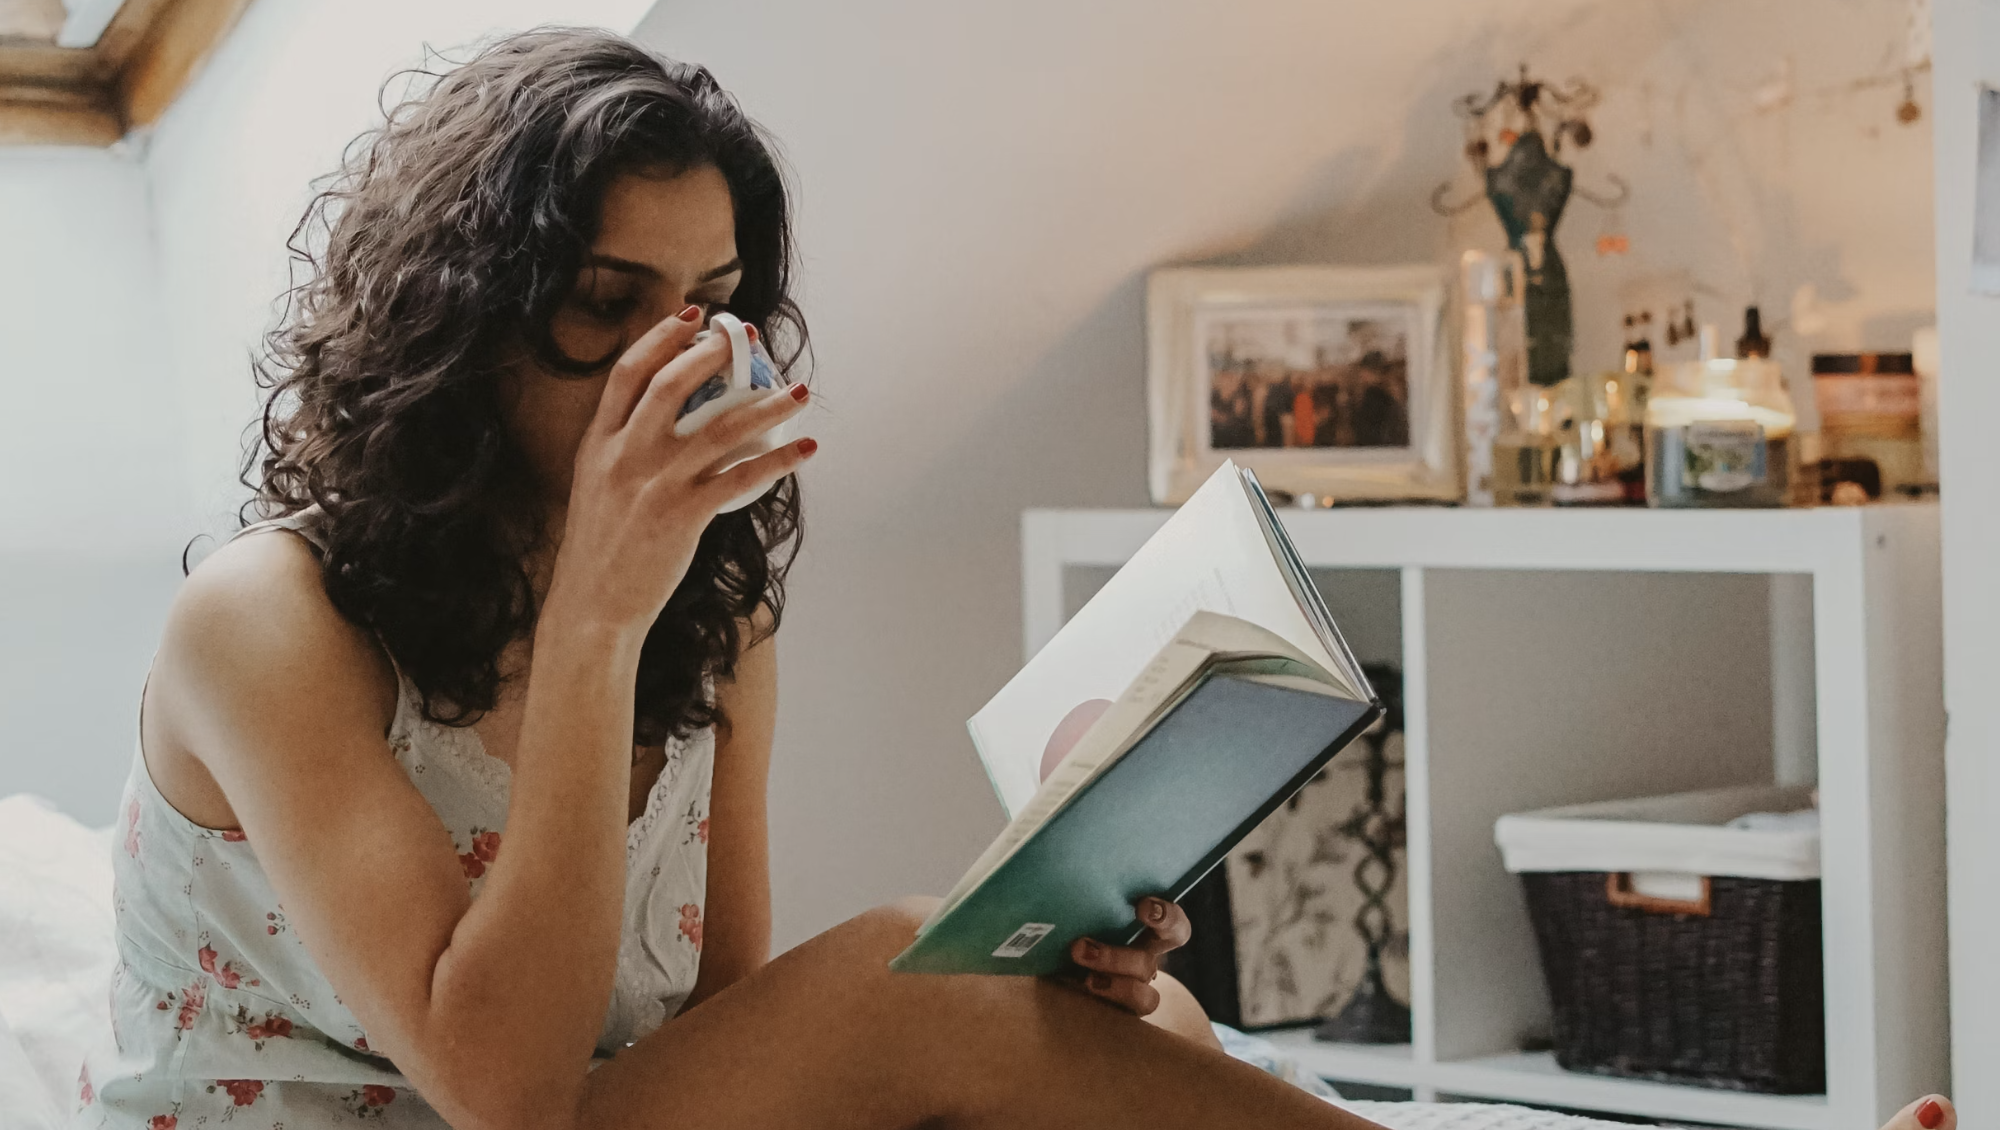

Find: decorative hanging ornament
[1429,65,1630,388]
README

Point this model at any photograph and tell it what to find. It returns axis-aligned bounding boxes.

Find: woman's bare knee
[824,897,939,970]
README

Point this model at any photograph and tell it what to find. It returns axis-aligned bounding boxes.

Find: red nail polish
[797,438,818,456]
[1088,972,1111,992]
[1918,1100,1943,1129]
[789,383,809,402]
[1079,939,1101,961]
[677,304,702,322]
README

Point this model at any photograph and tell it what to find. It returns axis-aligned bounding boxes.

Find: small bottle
[1622,315,1656,376]
[1736,306,1772,360]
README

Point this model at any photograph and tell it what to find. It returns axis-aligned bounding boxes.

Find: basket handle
[1605,872,1711,916]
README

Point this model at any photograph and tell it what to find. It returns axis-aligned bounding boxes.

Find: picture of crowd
[1204,312,1412,451]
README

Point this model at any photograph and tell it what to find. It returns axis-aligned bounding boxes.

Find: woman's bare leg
[580,900,1374,1130]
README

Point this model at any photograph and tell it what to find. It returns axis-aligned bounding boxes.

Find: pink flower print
[696,817,710,844]
[678,903,703,950]
[354,1035,370,1052]
[148,1116,176,1130]
[228,1005,294,1048]
[198,945,243,988]
[124,800,142,859]
[220,828,247,843]
[265,909,288,936]
[77,1064,93,1106]
[344,1085,397,1117]
[458,828,501,879]
[174,980,206,1030]
[245,1015,293,1041]
[214,1079,263,1107]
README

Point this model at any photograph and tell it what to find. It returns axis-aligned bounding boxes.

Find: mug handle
[709,312,754,392]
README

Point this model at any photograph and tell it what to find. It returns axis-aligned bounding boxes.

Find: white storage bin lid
[1494,784,1820,881]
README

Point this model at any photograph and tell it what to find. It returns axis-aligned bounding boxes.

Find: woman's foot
[1882,1095,1955,1130]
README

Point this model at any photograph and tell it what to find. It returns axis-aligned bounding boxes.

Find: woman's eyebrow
[696,257,743,282]
[581,253,659,279]
[580,254,743,283]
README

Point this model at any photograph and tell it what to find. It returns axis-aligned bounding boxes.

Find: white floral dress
[73,522,715,1129]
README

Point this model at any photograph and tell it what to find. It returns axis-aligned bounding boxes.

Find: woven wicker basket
[1519,871,1825,1093]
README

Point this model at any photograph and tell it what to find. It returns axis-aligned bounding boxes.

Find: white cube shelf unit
[1021,503,1946,1130]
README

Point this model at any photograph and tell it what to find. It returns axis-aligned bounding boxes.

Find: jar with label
[1644,359,1797,508]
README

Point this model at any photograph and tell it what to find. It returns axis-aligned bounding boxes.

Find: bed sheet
[0,795,116,1127]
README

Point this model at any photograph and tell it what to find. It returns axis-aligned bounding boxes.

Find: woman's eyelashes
[573,290,639,323]
[566,275,734,328]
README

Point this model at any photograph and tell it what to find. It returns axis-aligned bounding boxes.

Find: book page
[924,633,1217,927]
[971,462,1341,818]
[926,610,1343,929]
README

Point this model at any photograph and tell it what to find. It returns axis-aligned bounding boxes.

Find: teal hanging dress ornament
[1434,67,1628,388]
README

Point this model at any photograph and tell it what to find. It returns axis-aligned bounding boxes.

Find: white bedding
[0,795,117,1129]
[0,794,1634,1129]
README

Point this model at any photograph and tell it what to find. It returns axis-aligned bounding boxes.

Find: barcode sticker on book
[991,922,1055,959]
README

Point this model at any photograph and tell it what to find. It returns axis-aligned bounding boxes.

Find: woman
[75,27,1373,1130]
[74,28,1957,1130]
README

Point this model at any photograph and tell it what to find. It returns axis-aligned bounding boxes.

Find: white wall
[1932,0,2000,1118]
[635,0,1939,948]
[0,148,185,822]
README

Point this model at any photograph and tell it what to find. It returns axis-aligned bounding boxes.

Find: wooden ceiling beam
[0,97,119,144]
[119,0,250,128]
[0,0,251,145]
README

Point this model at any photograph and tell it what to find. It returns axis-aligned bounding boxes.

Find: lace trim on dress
[623,675,715,858]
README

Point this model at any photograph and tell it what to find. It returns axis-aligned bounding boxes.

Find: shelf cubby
[1022,504,1945,1129]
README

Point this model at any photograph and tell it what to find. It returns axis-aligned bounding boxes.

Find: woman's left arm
[683,614,777,1009]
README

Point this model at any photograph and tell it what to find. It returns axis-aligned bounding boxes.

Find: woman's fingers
[628,328,736,436]
[690,382,810,462]
[1070,937,1160,983]
[696,436,818,511]
[1134,897,1192,955]
[594,305,704,434]
[1883,1095,1955,1130]
[1079,970,1162,1016]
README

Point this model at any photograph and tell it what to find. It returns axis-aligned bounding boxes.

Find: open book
[890,463,1380,976]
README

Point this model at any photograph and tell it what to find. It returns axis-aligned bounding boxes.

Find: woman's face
[506,164,743,505]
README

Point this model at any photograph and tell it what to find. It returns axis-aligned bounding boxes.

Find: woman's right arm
[153,311,814,1130]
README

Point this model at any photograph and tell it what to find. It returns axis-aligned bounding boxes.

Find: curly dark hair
[245,28,805,746]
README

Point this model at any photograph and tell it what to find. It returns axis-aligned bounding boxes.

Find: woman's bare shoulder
[156,527,397,747]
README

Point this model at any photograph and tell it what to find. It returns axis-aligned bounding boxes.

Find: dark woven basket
[1519,871,1825,1094]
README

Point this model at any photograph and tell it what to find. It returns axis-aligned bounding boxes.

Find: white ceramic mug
[674,312,796,512]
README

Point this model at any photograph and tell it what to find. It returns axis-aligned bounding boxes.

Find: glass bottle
[1461,250,1553,506]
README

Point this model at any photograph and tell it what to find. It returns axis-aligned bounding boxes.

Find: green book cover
[889,670,1378,977]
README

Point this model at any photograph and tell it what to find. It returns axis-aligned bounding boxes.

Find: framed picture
[1147,265,1458,506]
